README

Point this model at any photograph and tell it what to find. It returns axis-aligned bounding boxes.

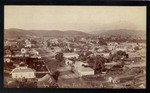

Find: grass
[58,77,105,88]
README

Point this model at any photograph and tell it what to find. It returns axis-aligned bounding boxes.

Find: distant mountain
[91,29,146,39]
[4,28,91,39]
[4,28,36,39]
[64,30,91,36]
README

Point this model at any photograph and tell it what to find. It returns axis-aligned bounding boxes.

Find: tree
[111,51,127,62]
[85,51,92,57]
[55,52,64,62]
[93,55,106,73]
[98,37,107,45]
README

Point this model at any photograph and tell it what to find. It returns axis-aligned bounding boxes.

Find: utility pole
[21,48,26,63]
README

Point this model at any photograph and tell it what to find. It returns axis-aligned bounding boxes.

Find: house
[37,74,54,88]
[72,61,94,77]
[11,65,36,79]
[137,49,146,58]
[110,75,135,84]
[104,62,120,69]
[107,42,118,46]
[73,48,81,52]
[128,52,141,61]
[50,38,59,44]
[4,40,17,46]
[127,47,135,52]
[29,49,39,55]
[4,57,11,63]
[63,52,79,59]
[53,47,62,53]
[80,37,86,42]
[108,45,116,51]
[125,62,146,69]
[93,52,110,59]
[4,49,12,57]
[25,39,32,48]
[115,46,127,52]
[95,46,107,52]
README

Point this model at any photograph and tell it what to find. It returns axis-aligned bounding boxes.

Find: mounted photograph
[4,6,146,88]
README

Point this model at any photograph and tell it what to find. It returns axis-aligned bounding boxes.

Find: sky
[4,6,146,32]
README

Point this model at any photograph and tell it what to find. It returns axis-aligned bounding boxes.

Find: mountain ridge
[4,28,146,40]
[4,28,91,39]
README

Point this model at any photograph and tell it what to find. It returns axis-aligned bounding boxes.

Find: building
[11,66,36,79]
[108,45,116,51]
[115,46,127,52]
[4,57,11,63]
[50,38,59,44]
[128,52,141,61]
[53,47,62,53]
[4,40,17,46]
[4,49,12,57]
[37,74,54,88]
[63,53,79,59]
[125,62,146,69]
[72,61,94,77]
[93,52,110,59]
[25,39,32,48]
[29,49,39,55]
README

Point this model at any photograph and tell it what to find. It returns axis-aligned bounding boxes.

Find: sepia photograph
[4,6,146,88]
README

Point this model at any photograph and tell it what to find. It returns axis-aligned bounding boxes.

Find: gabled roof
[37,74,54,85]
[11,67,36,73]
[64,53,79,57]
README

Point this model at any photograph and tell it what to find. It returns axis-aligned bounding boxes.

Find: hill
[4,28,91,39]
[4,28,35,39]
[91,29,146,39]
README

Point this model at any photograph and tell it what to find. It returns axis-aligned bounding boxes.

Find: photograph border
[0,0,149,93]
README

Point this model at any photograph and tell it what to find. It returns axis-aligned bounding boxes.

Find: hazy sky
[4,6,146,32]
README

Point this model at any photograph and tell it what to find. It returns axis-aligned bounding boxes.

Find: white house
[64,53,79,59]
[25,39,32,48]
[29,49,39,55]
[4,57,11,63]
[11,66,36,79]
[93,52,110,59]
[72,61,94,77]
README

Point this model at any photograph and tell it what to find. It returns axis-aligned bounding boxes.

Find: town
[4,32,146,88]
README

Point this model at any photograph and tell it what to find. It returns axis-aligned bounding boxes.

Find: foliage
[98,37,107,45]
[55,52,64,62]
[79,51,93,61]
[111,50,128,62]
[93,55,107,73]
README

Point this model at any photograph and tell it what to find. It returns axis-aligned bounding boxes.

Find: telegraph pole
[21,48,26,64]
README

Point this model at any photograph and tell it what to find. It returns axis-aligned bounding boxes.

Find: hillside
[4,28,35,39]
[4,28,91,39]
[91,29,146,39]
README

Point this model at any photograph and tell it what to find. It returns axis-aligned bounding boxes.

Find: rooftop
[64,53,79,56]
[11,67,35,73]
